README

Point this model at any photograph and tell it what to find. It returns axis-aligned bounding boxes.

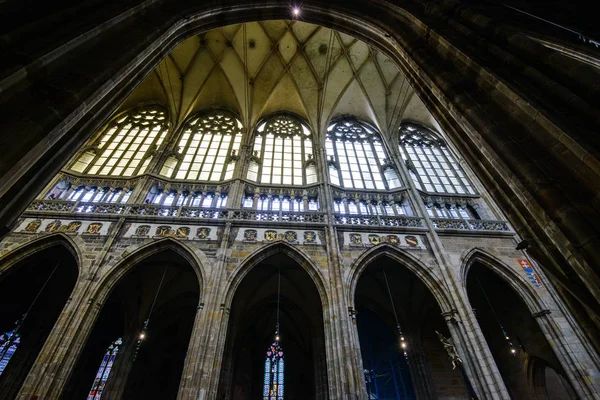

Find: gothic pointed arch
[0,236,79,399]
[464,249,582,399]
[348,244,452,312]
[0,233,81,275]
[218,241,329,400]
[461,248,547,313]
[350,243,470,399]
[64,240,202,399]
[224,241,328,310]
[94,238,206,300]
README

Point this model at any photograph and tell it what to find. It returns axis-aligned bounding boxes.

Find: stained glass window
[248,115,314,185]
[326,119,401,190]
[263,342,284,400]
[399,123,475,195]
[0,330,20,376]
[87,338,122,400]
[163,111,243,181]
[70,107,168,177]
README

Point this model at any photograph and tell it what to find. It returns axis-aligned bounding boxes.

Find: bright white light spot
[292,7,300,16]
[139,333,146,340]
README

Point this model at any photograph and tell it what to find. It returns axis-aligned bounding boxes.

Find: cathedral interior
[0,1,599,399]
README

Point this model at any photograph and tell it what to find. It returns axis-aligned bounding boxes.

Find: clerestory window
[326,119,400,190]
[161,110,242,181]
[399,123,475,195]
[247,115,315,186]
[70,107,168,177]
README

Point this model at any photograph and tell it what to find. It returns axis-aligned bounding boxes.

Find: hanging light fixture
[275,267,281,342]
[134,266,168,361]
[382,269,408,359]
[476,277,517,356]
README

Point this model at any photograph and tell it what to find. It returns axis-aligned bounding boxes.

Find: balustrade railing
[431,218,510,232]
[25,200,326,224]
[25,201,509,232]
[333,213,424,228]
[229,209,326,223]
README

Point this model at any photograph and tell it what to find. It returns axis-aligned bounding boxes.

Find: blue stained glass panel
[0,330,21,376]
[263,342,284,400]
[87,338,122,400]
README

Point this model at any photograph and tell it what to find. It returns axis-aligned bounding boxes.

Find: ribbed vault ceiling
[119,20,441,137]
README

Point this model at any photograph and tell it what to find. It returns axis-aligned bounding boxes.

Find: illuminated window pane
[164,111,242,181]
[399,123,475,195]
[87,338,122,400]
[326,119,400,190]
[0,330,20,376]
[248,115,314,185]
[263,342,284,400]
[70,107,168,176]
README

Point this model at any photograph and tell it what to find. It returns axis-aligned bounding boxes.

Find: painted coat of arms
[135,225,151,237]
[265,230,278,241]
[350,234,362,245]
[24,220,42,232]
[405,236,419,247]
[87,223,103,234]
[243,229,257,242]
[284,231,297,243]
[197,227,211,240]
[368,234,381,245]
[304,231,316,244]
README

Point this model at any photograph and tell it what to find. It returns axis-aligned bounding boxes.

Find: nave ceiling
[118,20,442,138]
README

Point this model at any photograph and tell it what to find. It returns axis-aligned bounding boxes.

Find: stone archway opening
[466,262,577,399]
[64,248,200,400]
[354,255,469,400]
[218,252,327,400]
[0,243,78,400]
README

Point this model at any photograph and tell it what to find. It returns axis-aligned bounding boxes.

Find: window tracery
[70,107,168,177]
[399,123,475,195]
[163,111,242,181]
[248,115,315,186]
[87,338,122,400]
[326,119,401,190]
[0,330,20,376]
[263,342,284,400]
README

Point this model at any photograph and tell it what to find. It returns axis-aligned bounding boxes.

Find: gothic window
[70,107,168,177]
[425,204,475,219]
[87,338,122,400]
[248,115,314,185]
[263,342,284,400]
[145,190,227,209]
[399,123,475,195]
[60,186,131,204]
[0,330,20,376]
[163,111,242,181]
[326,119,400,190]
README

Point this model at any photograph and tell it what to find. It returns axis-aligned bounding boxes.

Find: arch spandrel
[347,243,452,313]
[460,247,548,314]
[223,241,330,311]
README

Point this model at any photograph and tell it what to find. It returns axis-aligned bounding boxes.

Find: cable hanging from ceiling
[476,277,517,356]
[382,269,408,359]
[134,265,169,361]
